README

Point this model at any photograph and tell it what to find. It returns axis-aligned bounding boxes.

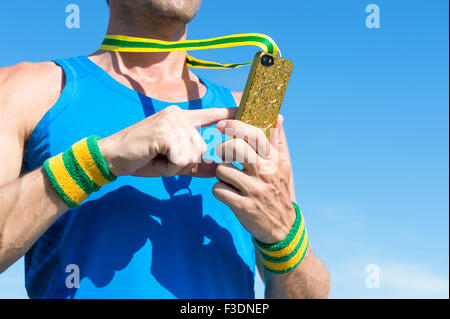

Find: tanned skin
[0,0,330,298]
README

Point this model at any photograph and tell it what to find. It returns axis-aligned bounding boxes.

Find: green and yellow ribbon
[100,33,281,69]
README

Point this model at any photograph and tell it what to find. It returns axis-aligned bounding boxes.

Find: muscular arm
[255,138,330,299]
[0,169,69,273]
[231,92,330,299]
[0,62,235,274]
[0,62,69,273]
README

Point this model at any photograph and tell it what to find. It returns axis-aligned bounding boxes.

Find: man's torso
[2,56,255,298]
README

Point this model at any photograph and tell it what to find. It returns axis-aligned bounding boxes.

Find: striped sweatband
[254,202,309,274]
[43,135,117,208]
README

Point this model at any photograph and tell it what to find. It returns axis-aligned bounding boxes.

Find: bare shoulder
[231,91,243,106]
[0,61,64,140]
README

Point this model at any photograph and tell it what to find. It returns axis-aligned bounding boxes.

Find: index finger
[216,119,274,159]
[185,107,238,127]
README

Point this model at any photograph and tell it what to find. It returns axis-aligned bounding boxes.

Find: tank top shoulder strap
[24,57,83,172]
[54,56,91,81]
[47,57,87,119]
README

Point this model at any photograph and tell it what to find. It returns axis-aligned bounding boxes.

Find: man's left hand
[213,115,296,244]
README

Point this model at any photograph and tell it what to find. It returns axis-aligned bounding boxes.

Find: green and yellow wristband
[254,202,309,274]
[43,135,116,208]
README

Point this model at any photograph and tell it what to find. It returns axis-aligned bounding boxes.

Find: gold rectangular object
[236,51,293,140]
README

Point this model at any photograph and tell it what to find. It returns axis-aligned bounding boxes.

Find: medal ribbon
[100,33,281,69]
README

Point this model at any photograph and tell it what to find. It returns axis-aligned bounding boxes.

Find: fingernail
[216,121,225,130]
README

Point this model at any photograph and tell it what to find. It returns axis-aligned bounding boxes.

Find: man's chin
[122,0,202,24]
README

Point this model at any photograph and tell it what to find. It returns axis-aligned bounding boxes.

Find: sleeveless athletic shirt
[23,56,255,299]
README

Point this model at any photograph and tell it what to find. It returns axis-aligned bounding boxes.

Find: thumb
[272,114,290,158]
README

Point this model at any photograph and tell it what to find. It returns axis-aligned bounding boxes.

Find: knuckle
[215,163,227,177]
[215,141,225,157]
[190,151,200,163]
[280,172,290,186]
[252,183,265,197]
[241,198,256,213]
[216,162,224,173]
[221,139,233,153]
[212,182,225,199]
[166,104,181,112]
[258,160,276,175]
[173,161,188,170]
[161,105,182,119]
[212,182,221,194]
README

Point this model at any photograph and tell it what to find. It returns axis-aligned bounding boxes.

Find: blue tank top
[23,56,255,299]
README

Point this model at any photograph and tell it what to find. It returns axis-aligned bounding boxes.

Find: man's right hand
[98,105,237,178]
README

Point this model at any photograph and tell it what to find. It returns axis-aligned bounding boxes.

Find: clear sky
[0,0,448,299]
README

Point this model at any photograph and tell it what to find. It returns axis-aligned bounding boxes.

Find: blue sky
[0,0,448,298]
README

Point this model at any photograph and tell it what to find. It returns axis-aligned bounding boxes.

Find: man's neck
[87,6,208,102]
[93,5,191,81]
